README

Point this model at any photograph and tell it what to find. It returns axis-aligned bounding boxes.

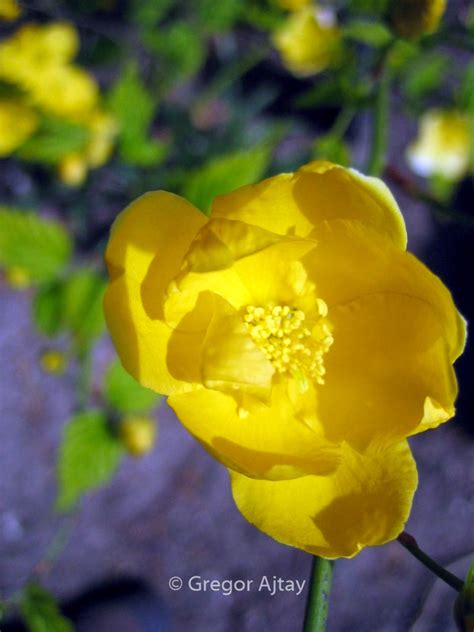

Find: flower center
[243,300,333,389]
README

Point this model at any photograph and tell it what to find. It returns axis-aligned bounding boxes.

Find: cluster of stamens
[243,301,333,386]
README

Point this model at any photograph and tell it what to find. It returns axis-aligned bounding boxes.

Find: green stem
[76,345,92,409]
[398,532,464,592]
[303,556,334,632]
[367,61,391,176]
[330,106,356,140]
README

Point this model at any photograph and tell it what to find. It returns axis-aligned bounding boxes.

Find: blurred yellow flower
[0,0,21,21]
[104,160,465,558]
[388,0,446,39]
[0,22,98,119]
[119,415,157,456]
[0,21,117,176]
[273,7,341,76]
[29,65,98,119]
[0,99,38,156]
[407,110,470,181]
[40,349,68,375]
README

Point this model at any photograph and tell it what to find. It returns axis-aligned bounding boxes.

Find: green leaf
[61,269,106,346]
[104,360,160,414]
[460,62,474,110]
[33,283,64,336]
[344,21,392,47]
[313,135,351,167]
[144,22,205,79]
[182,144,272,213]
[196,0,241,33]
[17,115,89,164]
[32,270,106,342]
[455,561,474,632]
[0,208,72,283]
[404,53,449,101]
[130,0,174,25]
[56,410,123,511]
[108,64,165,166]
[20,583,74,632]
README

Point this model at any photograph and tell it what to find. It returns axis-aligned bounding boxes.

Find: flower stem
[398,532,464,592]
[303,556,334,632]
[367,52,391,176]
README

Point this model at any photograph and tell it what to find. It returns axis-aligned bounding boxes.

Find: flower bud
[273,7,341,77]
[5,266,31,290]
[40,350,68,375]
[388,0,446,39]
[119,415,157,457]
[58,153,87,186]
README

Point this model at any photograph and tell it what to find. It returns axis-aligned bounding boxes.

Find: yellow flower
[0,98,38,156]
[273,7,341,76]
[119,415,157,456]
[0,0,22,21]
[388,0,446,39]
[29,65,98,119]
[0,22,98,119]
[104,160,465,558]
[0,22,79,86]
[407,110,470,181]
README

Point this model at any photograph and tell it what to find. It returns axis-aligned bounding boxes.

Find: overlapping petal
[168,379,341,481]
[104,191,207,394]
[229,440,418,558]
[212,161,407,249]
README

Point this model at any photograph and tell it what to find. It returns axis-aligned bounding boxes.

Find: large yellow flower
[104,161,465,558]
[0,98,38,156]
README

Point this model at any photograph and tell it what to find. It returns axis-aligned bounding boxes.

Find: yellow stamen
[243,301,333,387]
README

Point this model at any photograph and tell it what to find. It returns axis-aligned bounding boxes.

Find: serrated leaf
[17,115,89,164]
[108,64,165,166]
[344,21,392,47]
[104,360,160,414]
[20,583,74,632]
[182,144,272,213]
[0,208,72,283]
[56,410,123,511]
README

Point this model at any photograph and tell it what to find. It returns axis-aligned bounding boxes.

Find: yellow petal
[211,161,406,249]
[304,219,465,362]
[164,224,315,328]
[229,440,418,558]
[319,292,458,448]
[201,295,275,401]
[168,379,340,480]
[104,191,208,394]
